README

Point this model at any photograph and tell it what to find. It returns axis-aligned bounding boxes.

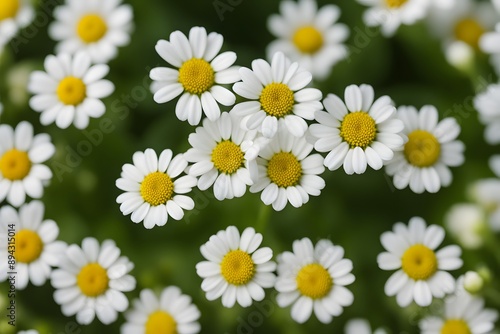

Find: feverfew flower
[419,277,499,334]
[51,237,136,325]
[28,52,114,129]
[196,226,276,308]
[116,149,197,229]
[249,127,325,211]
[0,122,55,207]
[0,201,66,289]
[386,105,465,193]
[308,84,404,175]
[427,0,498,69]
[150,26,240,126]
[275,238,355,324]
[474,83,500,145]
[0,0,34,47]
[231,52,323,138]
[184,112,260,200]
[48,0,133,64]
[377,217,463,307]
[267,0,349,80]
[445,203,487,249]
[121,287,201,334]
[356,0,429,37]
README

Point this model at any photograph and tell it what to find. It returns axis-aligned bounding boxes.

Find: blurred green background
[0,0,499,333]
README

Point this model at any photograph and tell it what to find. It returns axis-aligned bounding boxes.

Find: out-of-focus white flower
[463,271,484,294]
[445,203,487,249]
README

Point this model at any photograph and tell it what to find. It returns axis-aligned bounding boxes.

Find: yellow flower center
[259,83,295,118]
[404,130,441,167]
[77,263,109,297]
[267,152,302,188]
[211,140,244,175]
[220,250,255,285]
[0,149,31,181]
[340,112,377,149]
[145,310,177,334]
[178,58,215,95]
[57,77,87,106]
[296,263,333,299]
[0,0,19,21]
[441,319,471,334]
[14,230,43,263]
[293,26,324,54]
[77,14,108,43]
[454,18,485,48]
[140,172,174,206]
[401,244,438,280]
[385,0,408,8]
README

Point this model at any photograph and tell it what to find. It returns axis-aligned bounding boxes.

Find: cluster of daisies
[0,0,499,333]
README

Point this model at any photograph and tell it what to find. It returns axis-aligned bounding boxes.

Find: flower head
[378,217,463,307]
[0,121,55,207]
[116,149,197,229]
[196,226,276,308]
[28,52,114,129]
[275,238,355,324]
[121,286,201,334]
[0,0,34,47]
[0,201,66,289]
[150,26,240,125]
[51,237,136,325]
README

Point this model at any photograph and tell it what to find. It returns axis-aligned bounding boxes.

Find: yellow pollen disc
[401,244,438,280]
[211,140,244,175]
[340,112,377,149]
[385,0,408,8]
[77,14,108,43]
[220,250,255,285]
[0,149,31,180]
[14,230,43,263]
[296,263,333,299]
[259,83,295,118]
[145,310,177,334]
[77,263,109,297]
[0,0,19,21]
[57,77,87,106]
[441,319,471,334]
[293,26,324,54]
[140,172,174,206]
[267,152,302,188]
[454,18,485,48]
[404,130,441,167]
[178,58,215,95]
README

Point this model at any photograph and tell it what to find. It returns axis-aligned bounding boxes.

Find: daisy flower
[0,0,34,48]
[356,0,429,37]
[230,51,323,138]
[266,0,349,81]
[150,26,240,126]
[385,105,465,194]
[48,0,133,64]
[0,201,66,289]
[474,83,500,145]
[275,238,355,324]
[121,286,201,334]
[249,126,325,211]
[308,84,404,175]
[116,149,197,229]
[28,52,115,129]
[184,112,262,201]
[196,225,276,308]
[377,217,463,307]
[0,121,55,207]
[50,237,136,325]
[427,0,498,69]
[419,277,499,334]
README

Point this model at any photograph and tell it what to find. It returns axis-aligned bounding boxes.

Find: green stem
[255,202,271,233]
